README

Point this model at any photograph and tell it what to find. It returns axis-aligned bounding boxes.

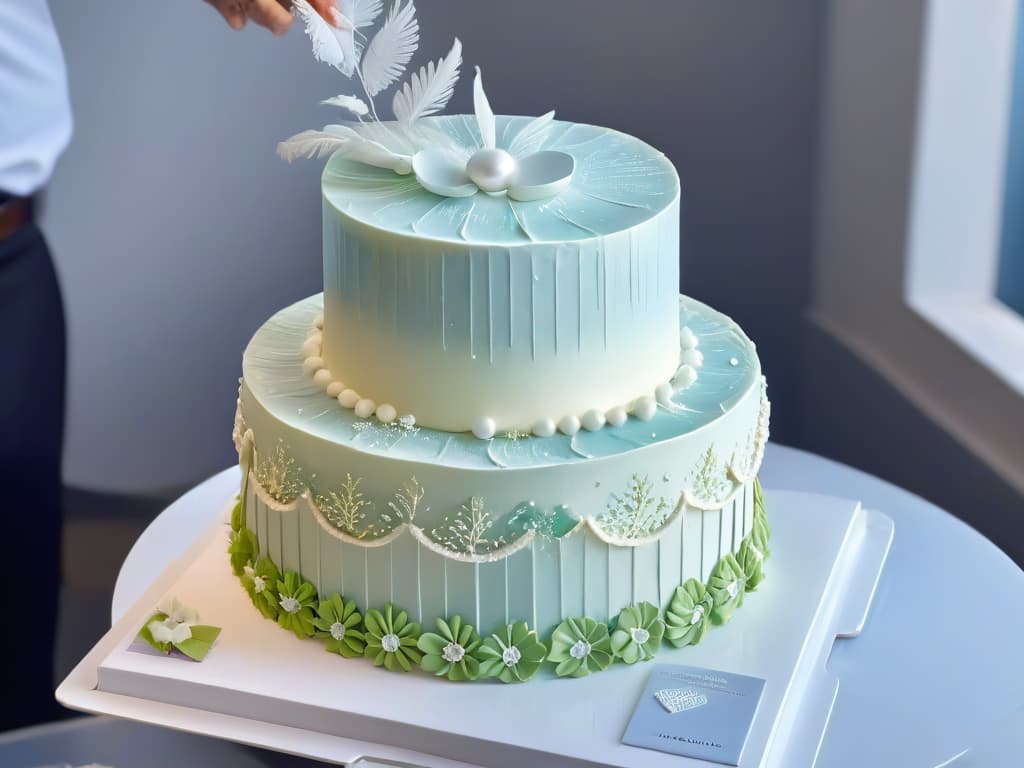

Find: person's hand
[206,0,335,35]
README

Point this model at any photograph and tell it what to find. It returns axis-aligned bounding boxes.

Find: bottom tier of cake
[227,476,770,682]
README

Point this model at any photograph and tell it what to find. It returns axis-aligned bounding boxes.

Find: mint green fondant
[229,475,770,682]
[255,441,304,505]
[322,117,678,246]
[417,616,483,681]
[664,579,714,648]
[363,603,422,672]
[274,572,318,638]
[708,553,746,626]
[478,621,547,683]
[610,602,664,664]
[237,294,767,639]
[507,502,578,540]
[247,477,759,636]
[320,117,682,434]
[548,617,614,678]
[598,474,671,541]
[313,594,366,658]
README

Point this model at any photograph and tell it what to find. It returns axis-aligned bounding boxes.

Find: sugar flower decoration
[313,594,366,657]
[610,602,665,664]
[408,69,574,201]
[738,536,766,591]
[417,615,483,681]
[548,616,614,678]
[280,2,574,202]
[148,597,199,645]
[478,620,547,683]
[363,602,422,671]
[664,578,713,648]
[138,597,221,662]
[708,553,747,626]
[275,571,319,638]
[753,479,772,558]
[241,556,282,620]
[228,527,258,577]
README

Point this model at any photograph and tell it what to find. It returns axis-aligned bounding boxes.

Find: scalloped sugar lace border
[239,387,767,564]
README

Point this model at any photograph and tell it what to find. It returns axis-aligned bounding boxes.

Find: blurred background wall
[40,0,1023,674]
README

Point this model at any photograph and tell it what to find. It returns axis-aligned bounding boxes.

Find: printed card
[622,664,765,765]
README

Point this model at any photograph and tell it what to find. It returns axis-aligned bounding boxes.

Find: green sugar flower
[664,578,713,647]
[274,571,318,638]
[548,616,614,678]
[708,553,746,625]
[363,603,422,672]
[478,621,548,683]
[417,615,483,681]
[313,594,366,658]
[738,536,767,591]
[241,556,281,620]
[230,497,245,533]
[228,527,258,577]
[610,602,665,664]
[753,478,771,557]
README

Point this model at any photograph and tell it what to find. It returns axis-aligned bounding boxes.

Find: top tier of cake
[318,115,681,436]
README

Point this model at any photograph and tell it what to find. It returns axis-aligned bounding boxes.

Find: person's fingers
[307,0,337,23]
[241,0,293,35]
[206,0,247,30]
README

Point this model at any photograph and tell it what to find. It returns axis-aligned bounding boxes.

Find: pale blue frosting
[322,116,680,246]
[242,294,759,471]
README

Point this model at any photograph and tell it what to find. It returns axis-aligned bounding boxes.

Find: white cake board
[58,490,892,768]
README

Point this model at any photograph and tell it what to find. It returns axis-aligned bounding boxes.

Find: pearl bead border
[301,313,416,430]
[301,315,704,439]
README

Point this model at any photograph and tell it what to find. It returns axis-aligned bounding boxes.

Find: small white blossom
[279,595,301,614]
[442,642,465,663]
[569,639,591,660]
[630,627,650,645]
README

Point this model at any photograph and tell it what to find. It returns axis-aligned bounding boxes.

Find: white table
[111,443,1024,767]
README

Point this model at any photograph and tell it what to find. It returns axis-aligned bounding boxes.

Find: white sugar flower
[148,617,193,645]
[158,596,200,626]
[148,597,200,645]
[411,68,574,201]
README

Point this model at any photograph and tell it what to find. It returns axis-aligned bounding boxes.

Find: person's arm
[205,0,334,35]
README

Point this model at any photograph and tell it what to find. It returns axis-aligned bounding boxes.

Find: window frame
[813,0,1024,493]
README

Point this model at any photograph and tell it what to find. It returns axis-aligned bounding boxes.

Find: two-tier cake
[228,0,769,682]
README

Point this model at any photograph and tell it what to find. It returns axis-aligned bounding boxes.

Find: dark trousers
[0,220,66,727]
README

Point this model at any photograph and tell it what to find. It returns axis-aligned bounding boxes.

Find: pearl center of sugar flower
[726,580,740,599]
[279,596,301,614]
[630,627,650,645]
[442,642,466,663]
[381,633,400,653]
[569,639,591,659]
[330,622,346,641]
[502,646,522,667]
[466,148,517,193]
[253,575,266,594]
[691,604,705,625]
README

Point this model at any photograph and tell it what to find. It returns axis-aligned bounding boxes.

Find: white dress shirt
[0,0,71,196]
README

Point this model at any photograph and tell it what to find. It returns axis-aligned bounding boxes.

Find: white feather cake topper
[280,0,574,201]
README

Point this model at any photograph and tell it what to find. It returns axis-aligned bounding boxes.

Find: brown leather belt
[0,195,34,240]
